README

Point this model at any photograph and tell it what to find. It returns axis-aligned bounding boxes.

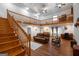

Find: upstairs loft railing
[6,10,73,26]
[7,10,31,56]
[40,14,73,25]
[8,10,73,26]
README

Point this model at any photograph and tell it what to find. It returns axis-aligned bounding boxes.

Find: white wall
[30,26,40,36]
[52,8,71,17]
[42,26,52,36]
[58,27,64,36]
[0,4,20,18]
[73,4,79,45]
[0,3,31,18]
[63,24,74,34]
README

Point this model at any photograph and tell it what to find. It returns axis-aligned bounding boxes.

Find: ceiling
[12,3,73,20]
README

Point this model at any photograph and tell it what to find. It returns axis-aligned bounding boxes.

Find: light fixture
[42,10,47,13]
[53,18,58,21]
[53,15,58,18]
[56,3,66,8]
[57,4,62,8]
[53,15,58,21]
[25,7,29,10]
[42,7,47,13]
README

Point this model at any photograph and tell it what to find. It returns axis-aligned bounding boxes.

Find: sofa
[33,32,50,44]
[71,39,77,48]
[61,33,73,40]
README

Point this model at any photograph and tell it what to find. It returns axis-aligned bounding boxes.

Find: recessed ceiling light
[25,7,29,10]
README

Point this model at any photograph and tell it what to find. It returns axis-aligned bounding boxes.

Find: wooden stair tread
[0,35,17,43]
[0,36,17,40]
[14,49,25,56]
[0,30,14,33]
[0,28,14,30]
[0,43,21,52]
[0,26,7,27]
[0,28,13,30]
[0,33,15,37]
[0,32,15,34]
[0,25,9,26]
[0,40,20,51]
[0,17,7,20]
[0,30,14,32]
[8,47,25,56]
[0,32,14,34]
[0,39,19,45]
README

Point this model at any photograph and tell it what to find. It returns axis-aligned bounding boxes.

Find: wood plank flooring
[31,38,73,56]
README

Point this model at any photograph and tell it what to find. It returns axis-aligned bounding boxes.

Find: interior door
[27,27,31,35]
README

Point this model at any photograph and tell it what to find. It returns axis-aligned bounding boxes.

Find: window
[53,15,58,21]
[53,28,56,34]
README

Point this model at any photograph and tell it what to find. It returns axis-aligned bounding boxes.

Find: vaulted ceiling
[0,3,73,20]
[12,3,73,20]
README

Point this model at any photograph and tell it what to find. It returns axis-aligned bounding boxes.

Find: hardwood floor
[31,38,73,56]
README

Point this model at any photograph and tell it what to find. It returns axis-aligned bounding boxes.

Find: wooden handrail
[7,10,28,38]
[7,10,31,56]
[12,16,27,36]
[7,9,40,21]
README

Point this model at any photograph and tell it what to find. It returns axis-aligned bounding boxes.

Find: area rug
[31,41,42,50]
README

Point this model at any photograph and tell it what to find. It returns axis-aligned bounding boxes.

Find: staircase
[0,17,26,56]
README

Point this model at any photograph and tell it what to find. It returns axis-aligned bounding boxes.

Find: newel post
[27,34,31,56]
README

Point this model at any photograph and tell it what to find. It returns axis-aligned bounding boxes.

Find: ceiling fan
[56,3,66,8]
